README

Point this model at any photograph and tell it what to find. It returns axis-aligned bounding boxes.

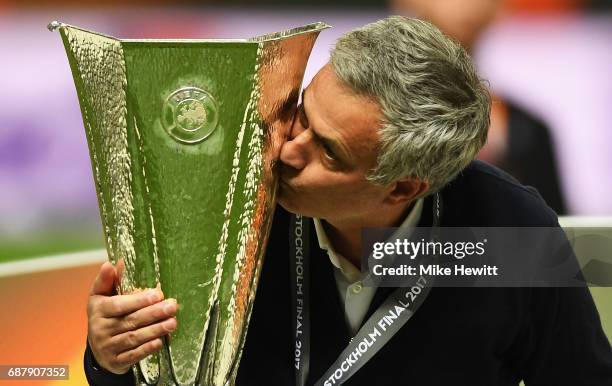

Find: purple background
[0,7,611,241]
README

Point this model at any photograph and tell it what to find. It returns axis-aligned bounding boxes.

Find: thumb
[90,261,118,296]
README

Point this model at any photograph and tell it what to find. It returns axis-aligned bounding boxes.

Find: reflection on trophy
[50,20,328,385]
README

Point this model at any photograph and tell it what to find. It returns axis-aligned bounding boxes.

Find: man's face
[277,64,391,224]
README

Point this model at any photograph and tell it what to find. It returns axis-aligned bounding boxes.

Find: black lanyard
[290,194,441,386]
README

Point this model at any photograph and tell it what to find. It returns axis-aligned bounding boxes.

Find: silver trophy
[50,20,328,385]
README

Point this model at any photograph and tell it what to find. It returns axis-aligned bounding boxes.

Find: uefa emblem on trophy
[162,86,220,144]
[50,20,328,386]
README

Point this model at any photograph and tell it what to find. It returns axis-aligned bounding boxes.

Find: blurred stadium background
[0,0,610,384]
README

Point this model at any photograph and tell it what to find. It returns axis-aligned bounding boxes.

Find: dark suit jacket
[84,161,612,385]
[501,101,567,215]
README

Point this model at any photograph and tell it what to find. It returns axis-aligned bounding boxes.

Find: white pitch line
[0,249,107,278]
[558,216,612,228]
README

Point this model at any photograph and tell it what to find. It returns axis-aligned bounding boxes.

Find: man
[84,16,612,385]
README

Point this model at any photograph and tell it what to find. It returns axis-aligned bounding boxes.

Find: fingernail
[162,318,177,331]
[163,299,177,315]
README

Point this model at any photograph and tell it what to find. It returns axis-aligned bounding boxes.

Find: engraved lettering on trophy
[162,86,219,144]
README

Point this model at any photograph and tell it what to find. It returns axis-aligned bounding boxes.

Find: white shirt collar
[313,198,424,282]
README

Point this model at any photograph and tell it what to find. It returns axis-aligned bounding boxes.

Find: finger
[90,262,118,296]
[111,318,177,353]
[99,289,164,318]
[113,299,178,335]
[114,338,164,369]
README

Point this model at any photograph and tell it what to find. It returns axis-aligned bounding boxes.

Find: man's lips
[278,165,294,183]
[279,177,291,188]
[278,175,295,192]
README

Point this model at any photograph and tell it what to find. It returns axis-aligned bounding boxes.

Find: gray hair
[330,16,491,195]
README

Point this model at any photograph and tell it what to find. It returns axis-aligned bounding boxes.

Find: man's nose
[279,120,313,171]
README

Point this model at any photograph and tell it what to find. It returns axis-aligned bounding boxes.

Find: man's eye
[322,144,337,161]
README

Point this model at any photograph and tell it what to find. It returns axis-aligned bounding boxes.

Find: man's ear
[384,177,430,205]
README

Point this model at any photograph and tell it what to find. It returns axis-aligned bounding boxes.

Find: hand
[86,259,178,375]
